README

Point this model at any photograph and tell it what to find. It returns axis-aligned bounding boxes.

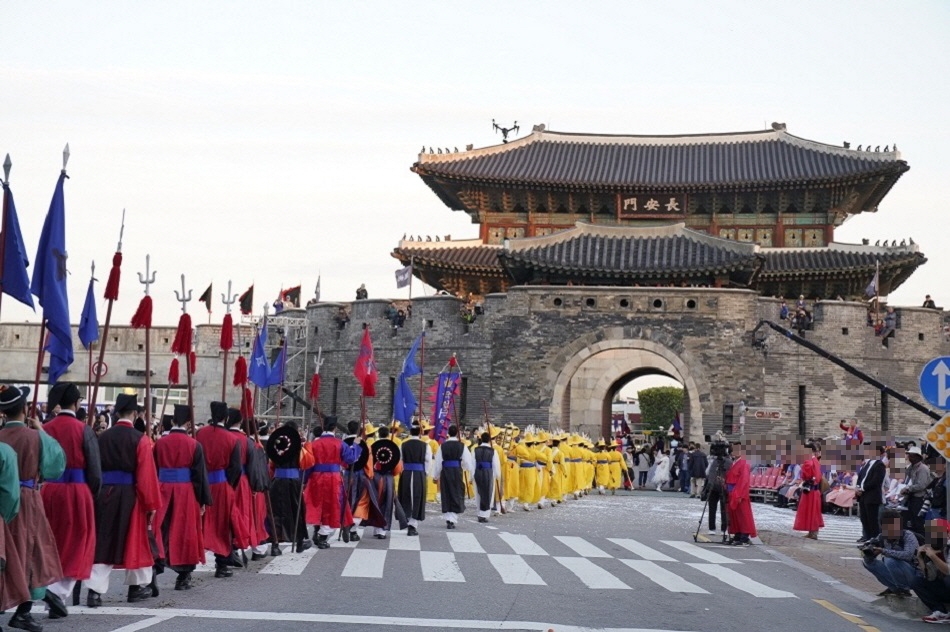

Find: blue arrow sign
[920,357,950,410]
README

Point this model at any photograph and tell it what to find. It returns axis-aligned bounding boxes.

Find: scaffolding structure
[252,309,314,432]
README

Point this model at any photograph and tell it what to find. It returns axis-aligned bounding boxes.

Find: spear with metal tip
[88,208,125,418]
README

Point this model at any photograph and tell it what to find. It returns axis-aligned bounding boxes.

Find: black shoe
[407,526,419,536]
[43,592,68,619]
[270,542,283,557]
[295,539,313,552]
[226,551,244,568]
[477,517,488,523]
[878,588,895,596]
[149,575,159,598]
[316,534,330,550]
[127,585,152,603]
[251,552,268,561]
[896,588,912,597]
[349,530,361,542]
[9,612,43,632]
[374,533,387,539]
[214,566,233,578]
[175,574,193,591]
[341,528,350,543]
[86,590,102,609]
[446,521,456,529]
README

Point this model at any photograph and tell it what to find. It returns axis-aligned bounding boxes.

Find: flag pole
[89,210,126,418]
[417,320,426,421]
[172,275,195,435]
[0,155,12,323]
[30,321,48,416]
[482,400,506,514]
[408,255,414,303]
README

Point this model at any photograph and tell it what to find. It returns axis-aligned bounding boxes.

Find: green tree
[638,386,684,433]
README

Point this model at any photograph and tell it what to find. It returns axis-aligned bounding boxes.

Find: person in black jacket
[856,443,887,542]
[688,444,709,498]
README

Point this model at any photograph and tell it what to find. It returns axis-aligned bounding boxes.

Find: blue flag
[1,184,35,309]
[248,319,270,387]
[402,331,424,377]
[392,372,417,425]
[266,338,287,387]
[30,173,73,383]
[78,277,99,349]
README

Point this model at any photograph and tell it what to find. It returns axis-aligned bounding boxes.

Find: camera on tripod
[710,440,730,459]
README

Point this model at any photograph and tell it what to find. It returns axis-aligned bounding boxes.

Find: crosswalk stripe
[487,553,546,585]
[619,560,709,594]
[555,557,629,589]
[259,546,317,575]
[687,563,796,598]
[388,531,422,551]
[420,551,465,582]
[498,533,548,556]
[660,541,740,564]
[607,539,676,562]
[555,536,610,558]
[446,531,485,553]
[342,549,387,578]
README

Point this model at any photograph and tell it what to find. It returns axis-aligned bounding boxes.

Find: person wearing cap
[594,440,611,495]
[304,416,363,549]
[0,384,63,631]
[901,445,932,534]
[433,425,474,529]
[153,404,212,591]
[397,420,431,536]
[195,402,243,578]
[472,431,501,523]
[794,442,825,540]
[40,382,102,619]
[88,393,161,607]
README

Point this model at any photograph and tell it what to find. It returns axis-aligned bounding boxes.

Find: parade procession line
[72,606,698,632]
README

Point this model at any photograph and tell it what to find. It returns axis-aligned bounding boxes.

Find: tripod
[693,460,728,544]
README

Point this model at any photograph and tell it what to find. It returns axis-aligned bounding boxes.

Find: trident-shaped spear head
[137,254,157,296]
[116,208,126,252]
[315,347,324,374]
[221,280,238,314]
[174,274,192,314]
[62,144,70,172]
[90,260,97,282]
[2,154,11,184]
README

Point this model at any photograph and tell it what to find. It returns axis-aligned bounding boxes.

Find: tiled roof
[414,127,907,192]
[392,240,505,274]
[760,243,926,278]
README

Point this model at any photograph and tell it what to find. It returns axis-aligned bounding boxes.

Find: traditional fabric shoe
[316,534,330,549]
[43,592,68,619]
[8,612,43,632]
[407,526,419,536]
[478,517,488,523]
[446,521,456,529]
[349,530,361,542]
[127,585,152,603]
[270,542,283,557]
[226,551,244,568]
[295,539,313,552]
[175,574,193,591]
[341,528,351,543]
[214,566,233,578]
[251,551,268,561]
[149,574,160,597]
[86,590,102,608]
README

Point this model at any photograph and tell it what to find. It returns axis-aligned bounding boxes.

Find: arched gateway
[545,331,710,441]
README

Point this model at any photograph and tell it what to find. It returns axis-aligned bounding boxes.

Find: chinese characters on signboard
[618,194,687,218]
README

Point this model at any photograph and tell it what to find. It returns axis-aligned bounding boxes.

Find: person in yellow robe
[504,426,520,512]
[607,442,624,493]
[515,434,537,511]
[549,435,564,504]
[534,434,551,508]
[426,434,440,503]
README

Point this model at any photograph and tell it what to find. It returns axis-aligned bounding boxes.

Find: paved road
[52,492,916,632]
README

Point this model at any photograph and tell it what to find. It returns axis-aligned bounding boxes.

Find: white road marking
[486,553,547,585]
[388,530,422,551]
[555,535,610,558]
[420,551,465,582]
[498,532,548,555]
[607,538,676,562]
[110,617,173,632]
[446,531,485,553]
[619,560,709,594]
[687,563,796,598]
[555,556,629,589]
[660,540,740,564]
[341,549,387,578]
[258,546,317,575]
[70,605,697,632]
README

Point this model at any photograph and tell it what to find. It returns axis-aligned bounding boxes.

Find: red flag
[353,327,378,397]
[130,295,153,329]
[220,313,234,351]
[239,285,254,315]
[309,373,321,400]
[189,351,197,374]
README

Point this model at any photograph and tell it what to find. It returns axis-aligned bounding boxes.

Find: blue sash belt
[207,469,227,485]
[313,464,341,473]
[159,467,191,483]
[507,456,517,462]
[442,460,461,468]
[476,461,493,470]
[597,460,609,465]
[48,468,86,484]
[403,463,425,472]
[19,479,35,489]
[520,462,536,468]
[275,468,300,479]
[102,471,134,486]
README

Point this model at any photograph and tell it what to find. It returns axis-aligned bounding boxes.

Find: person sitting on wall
[355,284,368,300]
[880,306,898,348]
[779,299,789,321]
[923,295,937,309]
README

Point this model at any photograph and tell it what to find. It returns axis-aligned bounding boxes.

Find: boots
[175,572,193,591]
[295,539,313,552]
[127,585,152,603]
[270,542,283,557]
[86,590,102,608]
[42,591,68,619]
[149,571,160,597]
[315,534,330,549]
[214,564,233,578]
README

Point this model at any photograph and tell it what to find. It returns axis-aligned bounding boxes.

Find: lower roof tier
[392,222,924,300]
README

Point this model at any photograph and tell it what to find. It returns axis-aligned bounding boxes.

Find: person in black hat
[40,382,102,620]
[226,408,256,564]
[240,412,274,561]
[397,421,432,536]
[195,402,243,578]
[266,422,312,552]
[154,404,212,591]
[303,415,364,549]
[88,393,162,606]
[370,426,403,539]
[0,384,67,631]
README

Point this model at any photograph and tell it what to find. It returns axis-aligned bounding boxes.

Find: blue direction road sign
[920,357,950,410]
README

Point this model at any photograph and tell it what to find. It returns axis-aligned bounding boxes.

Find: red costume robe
[247,439,271,546]
[41,411,101,580]
[94,420,161,570]
[154,428,212,566]
[196,423,242,556]
[228,429,255,549]
[793,456,825,532]
[724,455,757,537]
[304,433,361,528]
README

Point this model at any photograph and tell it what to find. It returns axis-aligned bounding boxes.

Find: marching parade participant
[196,401,243,578]
[304,416,363,549]
[472,429,501,523]
[154,405,212,591]
[503,425,520,512]
[516,431,537,511]
[433,424,474,529]
[40,382,101,620]
[266,422,313,552]
[397,419,431,536]
[88,393,161,607]
[342,420,378,542]
[369,426,403,539]
[226,408,255,564]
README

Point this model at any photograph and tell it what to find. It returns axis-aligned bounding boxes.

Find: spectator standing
[677,446,690,494]
[688,444,708,499]
[855,444,887,542]
[924,295,937,309]
[901,446,932,534]
[355,284,368,300]
[779,300,789,321]
[880,306,897,348]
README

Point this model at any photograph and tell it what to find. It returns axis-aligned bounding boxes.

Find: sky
[1,1,949,332]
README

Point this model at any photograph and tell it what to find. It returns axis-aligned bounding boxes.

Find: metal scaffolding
[253,309,313,430]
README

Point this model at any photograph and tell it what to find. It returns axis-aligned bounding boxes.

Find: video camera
[710,440,730,459]
[858,535,883,559]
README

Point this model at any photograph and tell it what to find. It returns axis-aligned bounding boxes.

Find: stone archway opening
[607,369,684,440]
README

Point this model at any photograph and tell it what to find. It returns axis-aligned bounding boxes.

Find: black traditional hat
[0,385,29,413]
[210,401,228,424]
[266,423,302,465]
[226,408,243,428]
[322,415,338,433]
[371,439,401,474]
[115,393,138,416]
[173,404,191,426]
[48,382,82,409]
[161,414,174,433]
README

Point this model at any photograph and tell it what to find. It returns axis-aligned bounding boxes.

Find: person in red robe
[88,393,161,607]
[195,401,243,578]
[41,382,101,619]
[226,409,255,564]
[793,442,825,539]
[304,417,362,549]
[245,422,274,560]
[154,405,212,591]
[724,441,757,546]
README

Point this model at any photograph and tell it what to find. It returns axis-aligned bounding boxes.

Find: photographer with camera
[703,441,732,538]
[860,508,919,597]
[911,518,950,623]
